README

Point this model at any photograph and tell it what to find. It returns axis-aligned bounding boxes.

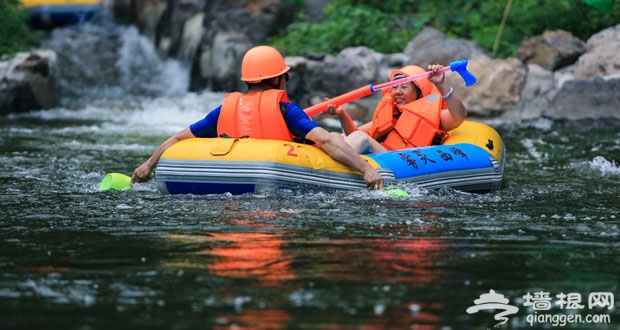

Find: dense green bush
[270,0,620,58]
[271,4,428,55]
[0,0,42,56]
[459,0,619,58]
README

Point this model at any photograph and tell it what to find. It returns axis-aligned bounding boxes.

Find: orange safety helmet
[389,65,435,97]
[241,46,291,83]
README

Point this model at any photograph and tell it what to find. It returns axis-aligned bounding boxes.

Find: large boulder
[505,64,556,121]
[0,50,60,115]
[155,0,205,58]
[458,57,527,117]
[320,47,383,96]
[179,12,204,63]
[507,24,620,121]
[197,32,253,92]
[572,24,620,78]
[115,0,168,41]
[290,47,386,122]
[544,75,620,121]
[404,27,490,67]
[190,0,290,90]
[516,30,587,71]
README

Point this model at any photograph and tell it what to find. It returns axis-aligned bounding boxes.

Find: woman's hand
[428,64,446,85]
[326,104,345,116]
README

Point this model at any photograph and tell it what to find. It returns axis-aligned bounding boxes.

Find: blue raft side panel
[367,143,494,179]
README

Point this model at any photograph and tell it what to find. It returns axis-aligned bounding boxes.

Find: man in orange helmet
[132,45,384,190]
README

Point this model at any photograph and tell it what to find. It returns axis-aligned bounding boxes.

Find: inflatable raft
[21,0,101,28]
[155,121,505,195]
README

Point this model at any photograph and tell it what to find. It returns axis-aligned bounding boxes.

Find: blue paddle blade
[449,59,478,86]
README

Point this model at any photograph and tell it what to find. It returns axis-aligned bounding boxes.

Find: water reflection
[208,232,295,286]
[212,309,292,330]
[159,202,459,328]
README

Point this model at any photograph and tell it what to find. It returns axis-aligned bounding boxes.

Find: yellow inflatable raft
[21,0,101,28]
[156,121,505,195]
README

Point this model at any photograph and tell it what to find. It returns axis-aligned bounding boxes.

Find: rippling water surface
[1,20,619,330]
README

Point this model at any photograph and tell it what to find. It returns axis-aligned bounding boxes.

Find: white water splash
[42,17,190,101]
[7,91,225,140]
[486,117,554,131]
[590,156,620,175]
[116,26,189,97]
[520,138,546,161]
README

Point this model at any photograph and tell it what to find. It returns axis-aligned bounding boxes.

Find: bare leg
[345,131,387,154]
[368,137,387,153]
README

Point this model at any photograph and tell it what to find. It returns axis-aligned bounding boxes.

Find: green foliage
[582,0,614,12]
[469,0,620,58]
[0,0,42,56]
[270,4,428,55]
[270,0,620,58]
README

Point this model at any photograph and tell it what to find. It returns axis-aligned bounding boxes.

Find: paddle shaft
[304,85,375,117]
[373,66,451,91]
[304,59,476,117]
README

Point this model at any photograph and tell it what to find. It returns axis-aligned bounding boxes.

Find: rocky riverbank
[2,0,619,122]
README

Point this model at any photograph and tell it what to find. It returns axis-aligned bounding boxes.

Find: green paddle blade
[385,188,410,198]
[100,173,132,191]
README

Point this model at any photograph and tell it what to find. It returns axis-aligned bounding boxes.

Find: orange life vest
[368,93,446,150]
[217,89,294,141]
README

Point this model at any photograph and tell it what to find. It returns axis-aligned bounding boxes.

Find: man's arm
[132,106,221,183]
[306,127,384,190]
[131,128,195,183]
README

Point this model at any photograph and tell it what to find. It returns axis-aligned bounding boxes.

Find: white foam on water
[7,91,226,138]
[489,117,554,131]
[125,92,226,134]
[590,156,620,175]
[520,138,547,161]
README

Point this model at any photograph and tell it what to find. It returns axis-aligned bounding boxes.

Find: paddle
[100,172,132,191]
[385,188,410,198]
[304,59,477,117]
[99,172,154,191]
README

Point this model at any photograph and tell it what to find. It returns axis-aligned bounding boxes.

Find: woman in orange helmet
[326,64,467,153]
[132,46,384,190]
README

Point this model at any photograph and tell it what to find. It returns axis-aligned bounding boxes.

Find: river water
[1,20,619,330]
